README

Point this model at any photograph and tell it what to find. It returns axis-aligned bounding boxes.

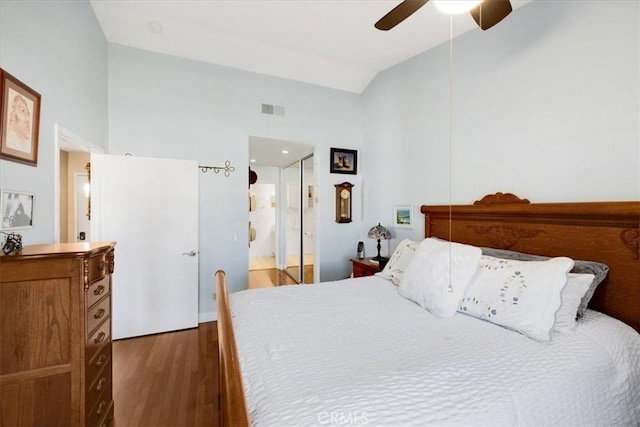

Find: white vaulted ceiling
[90,0,532,93]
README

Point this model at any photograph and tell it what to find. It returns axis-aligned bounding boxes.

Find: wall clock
[334,182,353,223]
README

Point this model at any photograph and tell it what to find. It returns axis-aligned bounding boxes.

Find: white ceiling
[249,136,313,168]
[90,0,532,94]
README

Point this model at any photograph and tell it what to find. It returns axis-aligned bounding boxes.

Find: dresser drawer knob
[98,262,105,271]
[94,308,106,320]
[96,377,107,391]
[95,354,107,367]
[96,400,107,415]
[94,332,106,345]
[93,285,105,296]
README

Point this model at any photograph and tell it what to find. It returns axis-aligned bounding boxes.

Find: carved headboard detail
[621,229,639,260]
[422,192,640,333]
[474,192,530,205]
[468,225,544,250]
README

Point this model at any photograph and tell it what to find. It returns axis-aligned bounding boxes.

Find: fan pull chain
[447,15,454,293]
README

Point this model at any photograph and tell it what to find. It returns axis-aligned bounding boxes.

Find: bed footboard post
[216,270,250,427]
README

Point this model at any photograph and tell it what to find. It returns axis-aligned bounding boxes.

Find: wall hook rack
[199,160,236,177]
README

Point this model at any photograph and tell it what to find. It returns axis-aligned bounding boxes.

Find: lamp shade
[368,223,391,241]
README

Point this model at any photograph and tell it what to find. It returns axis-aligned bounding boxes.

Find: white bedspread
[230,276,640,426]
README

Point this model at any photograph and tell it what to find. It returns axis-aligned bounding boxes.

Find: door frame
[54,124,104,243]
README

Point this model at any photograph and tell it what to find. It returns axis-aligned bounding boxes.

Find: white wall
[2,0,637,321]
[361,0,640,254]
[0,1,108,244]
[107,45,363,318]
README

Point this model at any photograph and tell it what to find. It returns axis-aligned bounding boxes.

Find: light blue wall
[0,0,108,243]
[361,0,640,250]
[2,0,638,321]
[107,45,363,319]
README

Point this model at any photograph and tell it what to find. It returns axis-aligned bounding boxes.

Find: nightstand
[350,257,387,278]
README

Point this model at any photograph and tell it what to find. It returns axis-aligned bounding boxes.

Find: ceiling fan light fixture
[434,0,483,15]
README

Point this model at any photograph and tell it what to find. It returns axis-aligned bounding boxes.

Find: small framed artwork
[330,147,357,175]
[0,69,41,166]
[393,205,414,229]
[1,190,34,230]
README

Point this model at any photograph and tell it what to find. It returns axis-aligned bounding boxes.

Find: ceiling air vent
[261,103,285,116]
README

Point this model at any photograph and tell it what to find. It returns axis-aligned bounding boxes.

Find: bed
[216,193,640,426]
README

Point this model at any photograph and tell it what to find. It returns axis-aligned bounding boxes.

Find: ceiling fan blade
[375,0,429,31]
[470,0,512,30]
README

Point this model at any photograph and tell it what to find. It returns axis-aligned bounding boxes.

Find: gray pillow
[481,247,609,318]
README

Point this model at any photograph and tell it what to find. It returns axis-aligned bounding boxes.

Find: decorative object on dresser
[368,222,391,261]
[350,257,386,278]
[1,230,22,255]
[0,242,116,426]
[334,182,353,223]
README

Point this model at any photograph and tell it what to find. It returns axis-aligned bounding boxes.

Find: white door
[74,173,90,242]
[91,154,199,339]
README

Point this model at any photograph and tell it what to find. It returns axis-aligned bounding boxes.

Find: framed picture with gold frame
[0,69,41,166]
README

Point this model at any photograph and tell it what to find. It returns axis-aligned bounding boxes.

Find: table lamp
[368,223,391,261]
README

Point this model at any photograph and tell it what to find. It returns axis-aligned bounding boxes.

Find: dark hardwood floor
[111,322,220,427]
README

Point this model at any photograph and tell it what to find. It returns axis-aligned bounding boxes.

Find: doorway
[248,137,316,287]
[55,125,104,243]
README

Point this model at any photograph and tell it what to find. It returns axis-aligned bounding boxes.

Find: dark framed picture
[1,190,34,230]
[0,69,41,166]
[330,147,357,174]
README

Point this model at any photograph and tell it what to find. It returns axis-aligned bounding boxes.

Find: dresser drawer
[88,253,109,283]
[87,276,110,309]
[86,388,113,427]
[86,318,111,362]
[87,342,111,386]
[87,296,111,336]
[86,358,112,409]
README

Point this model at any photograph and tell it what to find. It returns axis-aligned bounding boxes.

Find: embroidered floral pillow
[459,255,574,341]
[377,239,420,285]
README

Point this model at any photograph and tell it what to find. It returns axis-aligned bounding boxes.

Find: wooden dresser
[0,242,116,426]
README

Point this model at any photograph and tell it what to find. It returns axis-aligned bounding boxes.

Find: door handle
[182,250,197,257]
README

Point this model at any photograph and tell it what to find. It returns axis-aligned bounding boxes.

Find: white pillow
[459,255,575,341]
[398,238,482,317]
[376,239,420,285]
[553,273,595,333]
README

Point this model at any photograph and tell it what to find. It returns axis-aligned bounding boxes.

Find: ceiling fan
[375,0,513,31]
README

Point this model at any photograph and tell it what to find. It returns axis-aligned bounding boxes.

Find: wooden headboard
[421,193,640,333]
